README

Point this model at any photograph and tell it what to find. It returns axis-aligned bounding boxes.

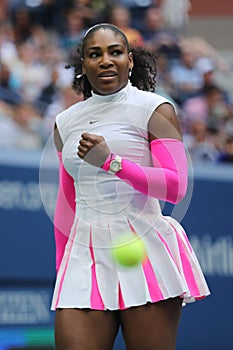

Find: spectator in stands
[72,0,107,27]
[0,101,44,150]
[183,119,220,163]
[141,6,180,60]
[159,0,191,34]
[0,62,22,105]
[36,69,60,114]
[59,8,87,50]
[118,0,153,31]
[155,52,177,103]
[195,57,216,88]
[180,36,231,73]
[218,135,233,163]
[169,44,204,106]
[0,6,18,66]
[195,56,233,107]
[181,84,233,135]
[9,41,50,102]
[10,5,39,44]
[106,4,144,47]
[141,6,164,43]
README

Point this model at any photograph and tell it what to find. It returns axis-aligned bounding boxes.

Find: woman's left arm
[78,103,188,204]
[147,102,182,142]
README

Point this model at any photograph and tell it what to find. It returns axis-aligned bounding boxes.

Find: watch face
[110,160,121,172]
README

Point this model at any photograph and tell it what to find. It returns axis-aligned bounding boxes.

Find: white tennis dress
[51,82,210,310]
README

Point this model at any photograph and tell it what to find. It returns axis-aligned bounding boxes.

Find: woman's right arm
[54,122,63,152]
[54,123,76,272]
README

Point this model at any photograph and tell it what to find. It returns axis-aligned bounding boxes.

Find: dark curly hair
[66,23,157,100]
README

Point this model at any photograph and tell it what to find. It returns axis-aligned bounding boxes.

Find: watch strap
[101,153,114,172]
[102,153,122,174]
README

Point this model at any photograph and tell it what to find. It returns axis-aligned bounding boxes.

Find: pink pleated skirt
[51,212,210,311]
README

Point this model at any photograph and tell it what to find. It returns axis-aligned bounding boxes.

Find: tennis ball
[112,234,146,267]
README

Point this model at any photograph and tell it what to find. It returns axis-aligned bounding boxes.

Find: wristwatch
[109,155,122,174]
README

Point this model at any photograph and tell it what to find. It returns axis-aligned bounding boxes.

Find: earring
[129,69,132,77]
[76,74,83,79]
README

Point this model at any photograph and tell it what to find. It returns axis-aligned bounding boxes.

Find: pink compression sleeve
[102,138,188,204]
[54,151,76,272]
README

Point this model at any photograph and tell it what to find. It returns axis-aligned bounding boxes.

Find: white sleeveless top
[51,82,210,311]
[56,82,170,224]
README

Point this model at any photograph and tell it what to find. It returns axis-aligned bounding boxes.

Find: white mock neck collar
[91,81,132,103]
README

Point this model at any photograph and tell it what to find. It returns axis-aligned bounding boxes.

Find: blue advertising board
[0,150,232,349]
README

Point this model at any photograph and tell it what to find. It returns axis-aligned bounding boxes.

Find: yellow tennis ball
[112,234,146,267]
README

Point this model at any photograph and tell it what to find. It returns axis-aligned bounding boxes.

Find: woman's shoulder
[131,86,173,108]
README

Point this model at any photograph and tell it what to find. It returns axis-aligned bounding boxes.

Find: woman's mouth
[98,70,117,78]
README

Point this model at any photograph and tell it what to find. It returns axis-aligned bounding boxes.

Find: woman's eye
[88,50,123,58]
[89,52,99,58]
[112,50,122,56]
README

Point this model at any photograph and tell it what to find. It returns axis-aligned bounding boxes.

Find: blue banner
[0,152,232,350]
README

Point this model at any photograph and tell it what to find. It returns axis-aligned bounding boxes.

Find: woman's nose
[100,53,113,67]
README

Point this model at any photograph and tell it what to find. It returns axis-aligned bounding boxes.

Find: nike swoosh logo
[89,120,98,124]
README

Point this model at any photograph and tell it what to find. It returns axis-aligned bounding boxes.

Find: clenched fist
[77,132,111,168]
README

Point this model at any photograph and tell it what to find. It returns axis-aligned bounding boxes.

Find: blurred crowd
[0,0,233,164]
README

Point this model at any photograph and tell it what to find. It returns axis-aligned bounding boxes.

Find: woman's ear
[129,52,134,71]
